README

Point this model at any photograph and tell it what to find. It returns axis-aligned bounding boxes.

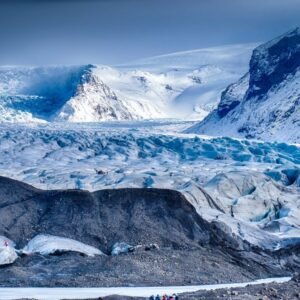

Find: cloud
[0,0,299,64]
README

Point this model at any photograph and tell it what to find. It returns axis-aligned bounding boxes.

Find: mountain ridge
[187,28,300,143]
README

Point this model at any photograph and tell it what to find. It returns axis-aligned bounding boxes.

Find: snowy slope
[121,43,255,119]
[188,28,300,143]
[56,65,165,121]
[0,44,254,122]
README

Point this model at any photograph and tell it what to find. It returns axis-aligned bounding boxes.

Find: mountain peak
[187,28,300,143]
[246,27,300,100]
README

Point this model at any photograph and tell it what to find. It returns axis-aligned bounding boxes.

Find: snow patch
[22,234,105,257]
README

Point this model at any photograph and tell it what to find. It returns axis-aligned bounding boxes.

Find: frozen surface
[0,277,291,299]
[0,121,299,250]
[22,234,104,257]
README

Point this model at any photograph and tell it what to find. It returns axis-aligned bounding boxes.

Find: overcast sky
[0,0,299,65]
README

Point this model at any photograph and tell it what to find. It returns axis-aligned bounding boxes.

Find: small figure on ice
[150,294,178,300]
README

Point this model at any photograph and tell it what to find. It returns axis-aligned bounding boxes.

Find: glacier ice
[22,234,105,257]
[188,28,300,143]
[0,121,298,250]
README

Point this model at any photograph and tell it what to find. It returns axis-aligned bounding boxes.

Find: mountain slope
[187,28,300,143]
[0,64,160,122]
[0,44,254,122]
[0,175,296,286]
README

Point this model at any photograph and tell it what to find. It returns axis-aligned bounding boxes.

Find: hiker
[175,294,179,300]
[4,240,8,247]
[155,295,161,300]
[149,295,155,300]
[162,295,168,300]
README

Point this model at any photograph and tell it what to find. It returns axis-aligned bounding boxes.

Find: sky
[0,0,299,65]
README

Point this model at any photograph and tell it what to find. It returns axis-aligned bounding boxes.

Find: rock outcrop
[0,176,298,287]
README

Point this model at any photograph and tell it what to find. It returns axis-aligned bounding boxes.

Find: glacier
[0,121,299,251]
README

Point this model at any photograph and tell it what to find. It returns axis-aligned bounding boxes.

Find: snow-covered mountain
[0,44,254,123]
[188,28,300,143]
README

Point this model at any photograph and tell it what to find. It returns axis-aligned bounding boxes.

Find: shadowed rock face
[0,65,91,120]
[0,176,297,287]
[247,28,300,100]
[0,176,211,252]
[217,73,249,118]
